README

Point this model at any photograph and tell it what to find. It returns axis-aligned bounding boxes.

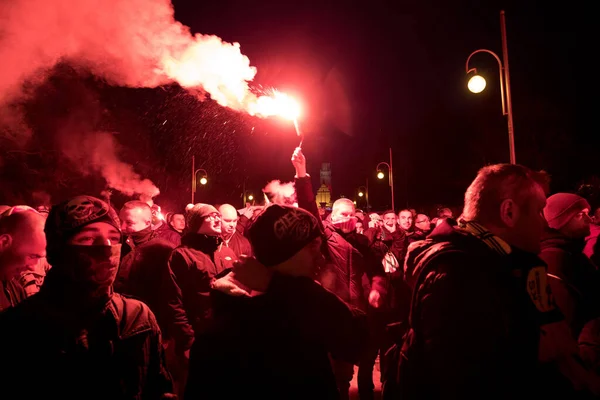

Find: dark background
[0,0,584,215]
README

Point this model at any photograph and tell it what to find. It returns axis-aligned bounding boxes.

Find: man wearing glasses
[168,203,224,338]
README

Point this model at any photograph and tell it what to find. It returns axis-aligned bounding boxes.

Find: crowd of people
[0,147,599,399]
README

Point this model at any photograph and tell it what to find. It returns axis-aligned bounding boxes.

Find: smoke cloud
[0,0,258,111]
[0,0,262,197]
[59,128,160,198]
[263,180,297,206]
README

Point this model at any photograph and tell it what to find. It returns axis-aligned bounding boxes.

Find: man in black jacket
[395,165,600,399]
[0,195,174,399]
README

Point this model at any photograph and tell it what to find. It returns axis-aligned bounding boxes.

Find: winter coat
[294,176,386,311]
[168,233,228,335]
[539,228,600,338]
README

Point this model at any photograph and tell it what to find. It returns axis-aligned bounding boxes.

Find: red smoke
[59,129,160,198]
[0,0,264,197]
[0,0,260,116]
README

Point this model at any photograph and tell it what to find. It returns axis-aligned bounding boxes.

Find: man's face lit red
[398,211,413,231]
[120,208,150,234]
[198,213,221,236]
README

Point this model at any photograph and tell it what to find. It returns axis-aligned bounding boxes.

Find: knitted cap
[186,203,219,233]
[45,195,121,249]
[248,205,321,267]
[543,193,590,230]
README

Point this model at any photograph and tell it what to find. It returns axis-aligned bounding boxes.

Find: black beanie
[45,195,121,261]
[248,205,321,267]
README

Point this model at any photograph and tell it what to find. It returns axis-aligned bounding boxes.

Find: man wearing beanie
[0,195,174,399]
[540,193,600,361]
[185,205,368,400]
[168,203,227,339]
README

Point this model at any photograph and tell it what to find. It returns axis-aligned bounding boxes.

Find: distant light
[468,75,486,93]
[353,201,357,205]
[248,194,254,201]
[358,191,364,197]
[199,177,208,185]
[377,171,385,180]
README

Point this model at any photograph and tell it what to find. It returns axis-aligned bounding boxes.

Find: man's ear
[499,199,519,228]
[0,234,12,251]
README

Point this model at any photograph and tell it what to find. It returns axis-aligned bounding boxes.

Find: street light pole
[365,178,370,212]
[191,155,195,205]
[389,147,395,212]
[376,147,395,212]
[191,156,208,205]
[465,10,516,164]
[500,10,516,165]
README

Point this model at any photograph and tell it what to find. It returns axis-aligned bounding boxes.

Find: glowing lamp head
[199,177,208,185]
[377,171,385,180]
[468,75,486,94]
[358,191,364,198]
[247,194,254,201]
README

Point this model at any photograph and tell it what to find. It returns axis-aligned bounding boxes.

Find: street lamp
[191,155,208,204]
[242,190,255,207]
[376,147,394,212]
[465,10,516,164]
[357,184,370,212]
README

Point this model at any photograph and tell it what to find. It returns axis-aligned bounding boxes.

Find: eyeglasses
[205,213,221,221]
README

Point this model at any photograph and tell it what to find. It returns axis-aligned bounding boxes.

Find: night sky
[0,0,581,214]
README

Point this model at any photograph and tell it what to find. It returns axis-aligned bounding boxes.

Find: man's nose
[94,236,112,246]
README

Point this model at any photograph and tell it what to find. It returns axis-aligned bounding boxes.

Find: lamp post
[376,147,394,212]
[465,10,516,164]
[191,155,208,204]
[357,184,369,211]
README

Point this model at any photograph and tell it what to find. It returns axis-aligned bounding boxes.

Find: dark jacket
[156,223,182,247]
[0,278,26,312]
[168,233,228,335]
[295,176,386,311]
[185,271,368,400]
[115,236,194,352]
[0,289,174,400]
[223,231,253,257]
[539,229,600,338]
[392,219,566,399]
[363,225,411,318]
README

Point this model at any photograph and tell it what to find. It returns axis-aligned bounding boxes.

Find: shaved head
[120,201,152,234]
[219,204,238,220]
[0,211,47,280]
[219,204,239,238]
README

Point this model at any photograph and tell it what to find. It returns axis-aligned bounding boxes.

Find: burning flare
[0,0,301,122]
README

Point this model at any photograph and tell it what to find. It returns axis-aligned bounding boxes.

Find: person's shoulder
[111,293,159,335]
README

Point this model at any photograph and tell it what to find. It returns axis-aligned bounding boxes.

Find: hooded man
[0,195,174,399]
